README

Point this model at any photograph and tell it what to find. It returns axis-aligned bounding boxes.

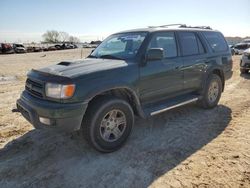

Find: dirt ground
[0,49,249,188]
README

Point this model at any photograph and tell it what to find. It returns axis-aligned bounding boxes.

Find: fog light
[39,117,51,125]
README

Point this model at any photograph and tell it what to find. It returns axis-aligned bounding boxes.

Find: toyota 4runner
[17,24,233,152]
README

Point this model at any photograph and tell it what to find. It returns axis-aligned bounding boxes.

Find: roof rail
[148,24,186,28]
[148,24,212,30]
[180,25,212,30]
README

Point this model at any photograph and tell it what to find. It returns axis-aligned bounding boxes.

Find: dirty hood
[36,58,129,78]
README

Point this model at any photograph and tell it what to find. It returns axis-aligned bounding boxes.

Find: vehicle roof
[235,42,250,46]
[115,27,218,34]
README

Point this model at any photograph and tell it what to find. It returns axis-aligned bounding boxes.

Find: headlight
[45,83,75,99]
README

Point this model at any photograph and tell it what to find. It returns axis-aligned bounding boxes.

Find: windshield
[235,44,249,50]
[90,32,147,60]
[15,44,24,48]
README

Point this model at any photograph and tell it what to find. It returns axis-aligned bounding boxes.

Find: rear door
[202,31,232,77]
[177,31,207,91]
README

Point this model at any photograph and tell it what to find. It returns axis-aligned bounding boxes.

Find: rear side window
[197,36,205,54]
[178,32,199,56]
[203,32,228,52]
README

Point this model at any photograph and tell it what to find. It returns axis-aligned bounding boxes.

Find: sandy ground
[0,50,249,188]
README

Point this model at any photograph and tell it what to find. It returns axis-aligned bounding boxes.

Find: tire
[82,96,134,153]
[198,74,222,109]
[240,68,248,74]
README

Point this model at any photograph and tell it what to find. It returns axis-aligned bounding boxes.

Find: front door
[139,32,184,104]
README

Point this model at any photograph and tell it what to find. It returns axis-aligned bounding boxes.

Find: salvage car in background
[0,43,14,54]
[240,48,250,74]
[229,45,235,55]
[13,43,26,53]
[234,43,250,55]
[26,46,43,53]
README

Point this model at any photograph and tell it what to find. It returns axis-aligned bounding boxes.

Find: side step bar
[150,97,199,116]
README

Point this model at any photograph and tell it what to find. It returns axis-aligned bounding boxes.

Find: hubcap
[100,109,126,142]
[208,81,219,103]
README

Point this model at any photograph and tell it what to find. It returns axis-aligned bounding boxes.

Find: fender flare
[201,67,225,94]
[84,85,146,118]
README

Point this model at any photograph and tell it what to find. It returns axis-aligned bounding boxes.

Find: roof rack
[180,25,212,30]
[148,24,212,30]
[148,24,186,28]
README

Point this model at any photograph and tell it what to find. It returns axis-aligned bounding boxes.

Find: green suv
[17,24,233,152]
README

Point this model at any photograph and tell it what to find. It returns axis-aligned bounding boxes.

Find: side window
[197,36,205,54]
[203,31,228,52]
[178,32,199,56]
[148,32,177,58]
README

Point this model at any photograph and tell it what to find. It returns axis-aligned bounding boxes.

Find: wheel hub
[100,109,126,142]
[208,81,219,103]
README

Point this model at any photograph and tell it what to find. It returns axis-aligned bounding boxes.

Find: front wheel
[82,96,134,153]
[198,74,222,109]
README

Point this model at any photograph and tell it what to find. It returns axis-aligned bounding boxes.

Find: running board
[150,97,198,116]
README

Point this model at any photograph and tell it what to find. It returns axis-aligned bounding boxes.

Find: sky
[0,0,249,43]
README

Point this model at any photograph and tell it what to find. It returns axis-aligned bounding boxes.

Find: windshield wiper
[99,55,123,60]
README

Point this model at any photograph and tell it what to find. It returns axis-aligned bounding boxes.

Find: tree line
[42,30,80,43]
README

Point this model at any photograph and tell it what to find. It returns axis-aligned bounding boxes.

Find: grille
[25,78,44,98]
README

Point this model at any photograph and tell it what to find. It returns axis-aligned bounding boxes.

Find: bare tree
[59,32,69,42]
[68,36,80,43]
[42,30,60,43]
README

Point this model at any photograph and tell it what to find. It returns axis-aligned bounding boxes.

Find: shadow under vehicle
[0,104,232,187]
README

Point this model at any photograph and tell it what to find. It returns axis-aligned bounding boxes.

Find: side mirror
[146,48,164,61]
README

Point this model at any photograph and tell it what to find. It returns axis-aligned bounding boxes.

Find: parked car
[13,43,26,53]
[229,45,235,55]
[26,46,43,53]
[240,48,250,74]
[234,43,250,55]
[65,44,75,49]
[60,43,75,49]
[17,24,232,152]
[45,46,57,51]
[82,44,93,48]
[0,43,14,54]
[54,44,63,50]
[242,39,250,44]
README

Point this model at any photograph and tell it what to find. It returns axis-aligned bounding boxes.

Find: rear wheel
[82,96,134,153]
[199,74,222,109]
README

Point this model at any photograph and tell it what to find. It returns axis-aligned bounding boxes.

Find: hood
[36,58,129,78]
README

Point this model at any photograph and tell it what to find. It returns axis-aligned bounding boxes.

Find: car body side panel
[139,57,183,104]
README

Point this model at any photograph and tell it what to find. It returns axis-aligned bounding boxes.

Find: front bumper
[16,91,88,132]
